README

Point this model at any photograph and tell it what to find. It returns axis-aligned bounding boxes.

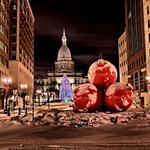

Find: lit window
[0,11,4,20]
[0,40,4,50]
[13,5,16,10]
[0,25,2,33]
[1,0,4,9]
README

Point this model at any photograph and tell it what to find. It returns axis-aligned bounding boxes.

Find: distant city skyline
[30,0,125,74]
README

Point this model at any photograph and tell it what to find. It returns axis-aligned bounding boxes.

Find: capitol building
[35,29,87,100]
[47,29,82,87]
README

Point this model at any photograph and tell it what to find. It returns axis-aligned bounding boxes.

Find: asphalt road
[0,119,150,149]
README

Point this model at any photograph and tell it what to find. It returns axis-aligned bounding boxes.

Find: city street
[0,0,150,149]
[0,107,150,149]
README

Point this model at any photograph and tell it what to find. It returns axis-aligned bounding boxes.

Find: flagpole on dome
[62,28,67,46]
[98,50,103,59]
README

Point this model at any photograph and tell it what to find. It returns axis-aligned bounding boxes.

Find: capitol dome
[57,29,72,61]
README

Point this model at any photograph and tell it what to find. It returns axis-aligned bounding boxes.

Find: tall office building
[0,0,9,108]
[125,0,150,107]
[0,0,9,84]
[118,30,128,85]
[9,0,35,94]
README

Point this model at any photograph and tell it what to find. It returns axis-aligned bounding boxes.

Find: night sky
[30,0,125,75]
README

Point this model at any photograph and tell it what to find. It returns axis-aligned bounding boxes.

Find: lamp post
[2,77,12,114]
[47,91,50,110]
[146,76,150,93]
[20,84,28,109]
[36,89,42,106]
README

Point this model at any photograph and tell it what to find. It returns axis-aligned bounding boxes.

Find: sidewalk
[0,108,29,120]
[0,109,11,121]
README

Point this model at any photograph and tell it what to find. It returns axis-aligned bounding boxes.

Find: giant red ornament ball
[105,82,134,112]
[88,59,117,87]
[73,83,101,112]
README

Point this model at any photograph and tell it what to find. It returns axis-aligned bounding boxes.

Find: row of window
[120,60,127,68]
[0,11,9,25]
[19,54,33,72]
[0,71,8,79]
[119,49,127,58]
[0,24,4,35]
[0,11,4,21]
[0,40,7,53]
[122,71,128,77]
[0,55,8,68]
[128,55,146,70]
[18,0,34,27]
[118,38,126,48]
[130,71,145,91]
[0,0,4,9]
[0,23,9,39]
[35,78,83,86]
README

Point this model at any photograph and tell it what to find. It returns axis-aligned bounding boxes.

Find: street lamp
[2,77,12,114]
[20,84,28,89]
[20,84,28,109]
[146,76,150,82]
[36,89,42,106]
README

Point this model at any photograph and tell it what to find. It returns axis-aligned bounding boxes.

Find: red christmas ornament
[105,82,134,112]
[88,59,117,87]
[73,83,101,112]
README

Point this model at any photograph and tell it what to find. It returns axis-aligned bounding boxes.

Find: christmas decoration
[73,56,133,113]
[88,59,117,87]
[105,82,133,112]
[73,83,101,112]
[59,74,73,102]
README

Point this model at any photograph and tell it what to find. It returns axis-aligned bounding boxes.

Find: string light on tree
[59,74,73,102]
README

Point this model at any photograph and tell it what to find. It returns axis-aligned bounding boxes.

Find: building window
[12,46,16,51]
[144,55,146,62]
[12,37,16,43]
[147,6,149,15]
[141,56,144,64]
[148,20,150,28]
[0,40,4,50]
[13,5,16,10]
[12,27,16,34]
[133,61,135,67]
[138,58,141,65]
[0,11,4,20]
[0,25,3,34]
[11,56,16,60]
[136,60,138,66]
[0,0,4,9]
[4,46,7,53]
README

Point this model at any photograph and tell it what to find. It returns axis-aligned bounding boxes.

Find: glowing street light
[20,84,28,89]
[146,76,150,82]
[2,77,12,85]
[20,84,28,109]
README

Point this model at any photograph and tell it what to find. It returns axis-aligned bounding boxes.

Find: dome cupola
[57,28,72,61]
